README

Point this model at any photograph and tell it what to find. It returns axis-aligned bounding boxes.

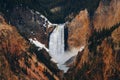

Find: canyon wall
[65,0,120,80]
[0,15,61,80]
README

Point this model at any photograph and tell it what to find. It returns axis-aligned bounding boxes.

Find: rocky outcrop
[0,16,61,80]
[93,0,120,31]
[0,0,120,80]
[65,24,120,80]
[65,0,120,80]
[9,7,56,47]
[67,9,91,49]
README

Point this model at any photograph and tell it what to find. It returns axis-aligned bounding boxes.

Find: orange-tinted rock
[65,0,120,80]
[0,15,60,80]
[93,0,120,31]
[67,9,91,49]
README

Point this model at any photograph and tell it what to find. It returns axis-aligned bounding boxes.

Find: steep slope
[0,15,60,80]
[0,0,120,80]
[65,0,120,80]
[67,9,91,49]
[9,7,55,47]
[93,0,120,31]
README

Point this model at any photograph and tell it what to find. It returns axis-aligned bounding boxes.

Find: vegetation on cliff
[0,16,60,80]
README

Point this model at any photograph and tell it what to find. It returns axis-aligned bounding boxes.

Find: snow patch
[35,11,40,14]
[39,14,57,28]
[30,10,34,14]
[80,46,85,52]
[40,14,54,28]
[30,9,56,28]
[28,10,86,72]
[29,38,49,52]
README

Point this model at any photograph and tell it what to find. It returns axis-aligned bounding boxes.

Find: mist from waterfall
[49,23,80,72]
[26,11,84,72]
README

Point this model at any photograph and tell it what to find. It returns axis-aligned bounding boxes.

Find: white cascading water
[49,24,69,72]
[28,11,84,72]
[49,23,82,72]
[49,24,64,56]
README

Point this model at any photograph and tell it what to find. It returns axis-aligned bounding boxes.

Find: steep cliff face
[67,9,91,49]
[0,16,60,80]
[65,0,120,80]
[0,0,120,80]
[65,31,120,79]
[68,37,120,80]
[9,7,55,47]
[93,0,120,31]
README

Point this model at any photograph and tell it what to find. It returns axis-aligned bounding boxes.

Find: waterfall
[27,11,84,72]
[49,23,85,72]
[49,23,82,72]
[49,24,64,56]
[49,24,69,72]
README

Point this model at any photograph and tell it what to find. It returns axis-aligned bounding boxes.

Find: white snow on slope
[80,46,85,52]
[29,38,49,52]
[29,10,85,72]
[30,9,56,28]
[39,13,56,28]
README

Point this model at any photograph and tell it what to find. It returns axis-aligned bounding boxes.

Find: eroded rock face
[112,26,120,44]
[66,26,120,80]
[65,0,120,80]
[67,9,91,49]
[0,0,120,80]
[9,7,55,47]
[0,16,61,80]
[93,0,120,31]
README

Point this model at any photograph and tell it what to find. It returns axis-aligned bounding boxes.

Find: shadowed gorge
[0,0,100,23]
[0,0,120,80]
